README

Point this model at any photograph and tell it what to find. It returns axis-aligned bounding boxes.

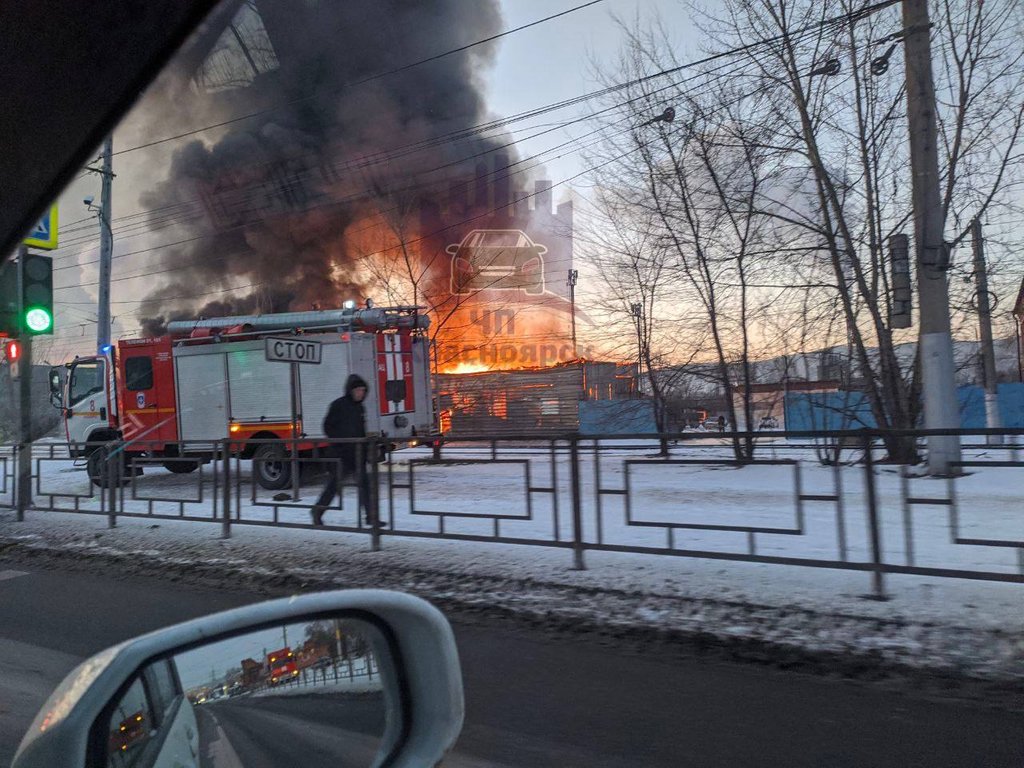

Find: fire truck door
[121,350,175,444]
[65,357,108,446]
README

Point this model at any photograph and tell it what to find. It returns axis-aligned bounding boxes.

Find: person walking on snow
[311,373,373,526]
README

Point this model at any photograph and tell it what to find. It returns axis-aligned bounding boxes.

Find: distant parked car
[448,229,547,295]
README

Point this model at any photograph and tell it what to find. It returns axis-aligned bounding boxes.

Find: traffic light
[889,234,912,329]
[3,339,19,364]
[0,261,15,335]
[2,338,20,378]
[3,339,20,362]
[20,252,53,335]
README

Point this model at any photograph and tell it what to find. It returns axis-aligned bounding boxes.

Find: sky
[43,0,700,363]
[485,0,700,187]
[38,0,1023,366]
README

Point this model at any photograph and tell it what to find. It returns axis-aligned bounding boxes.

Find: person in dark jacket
[311,374,372,526]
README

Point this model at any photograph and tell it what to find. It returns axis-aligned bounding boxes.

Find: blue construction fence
[579,400,658,434]
[578,384,1024,434]
[784,383,1024,431]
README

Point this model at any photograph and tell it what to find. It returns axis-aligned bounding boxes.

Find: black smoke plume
[137,0,506,336]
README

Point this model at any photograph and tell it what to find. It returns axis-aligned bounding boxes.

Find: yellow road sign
[24,204,58,250]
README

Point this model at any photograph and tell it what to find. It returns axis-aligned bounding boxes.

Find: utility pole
[971,217,1002,444]
[567,269,578,358]
[89,136,114,352]
[902,0,961,474]
[630,302,643,394]
[15,246,32,520]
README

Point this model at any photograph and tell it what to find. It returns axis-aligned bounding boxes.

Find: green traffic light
[25,307,52,333]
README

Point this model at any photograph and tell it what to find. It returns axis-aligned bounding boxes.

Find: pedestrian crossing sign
[24,204,58,250]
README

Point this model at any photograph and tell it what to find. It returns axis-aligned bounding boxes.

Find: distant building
[240,658,264,686]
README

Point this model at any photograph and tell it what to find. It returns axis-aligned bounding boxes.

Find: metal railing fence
[3,427,1022,599]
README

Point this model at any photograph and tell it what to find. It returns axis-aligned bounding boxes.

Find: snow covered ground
[11,438,1023,576]
[1,438,1022,682]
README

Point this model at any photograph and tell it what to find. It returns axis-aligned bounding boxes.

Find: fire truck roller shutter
[412,336,435,435]
[174,351,229,441]
[227,347,292,423]
[298,342,352,439]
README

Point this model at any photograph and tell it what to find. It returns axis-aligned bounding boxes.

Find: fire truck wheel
[253,443,292,490]
[86,448,132,488]
[162,460,199,474]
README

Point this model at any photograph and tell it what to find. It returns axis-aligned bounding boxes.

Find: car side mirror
[48,368,63,410]
[445,244,459,255]
[12,590,464,768]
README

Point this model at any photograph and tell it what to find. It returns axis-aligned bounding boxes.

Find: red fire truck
[266,647,299,685]
[51,305,435,488]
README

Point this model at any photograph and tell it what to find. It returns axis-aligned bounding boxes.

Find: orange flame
[445,361,490,375]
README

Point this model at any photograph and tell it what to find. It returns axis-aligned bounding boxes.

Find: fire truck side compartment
[169,332,428,444]
[226,345,292,423]
[173,347,230,441]
[412,336,435,435]
[298,338,355,439]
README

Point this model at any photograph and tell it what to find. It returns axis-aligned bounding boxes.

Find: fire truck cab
[53,305,435,489]
[266,647,299,685]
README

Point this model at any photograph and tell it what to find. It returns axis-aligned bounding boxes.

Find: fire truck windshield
[68,360,104,405]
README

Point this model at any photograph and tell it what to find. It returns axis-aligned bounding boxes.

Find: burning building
[437,360,637,437]
[419,156,577,374]
[128,1,638,436]
[132,0,512,334]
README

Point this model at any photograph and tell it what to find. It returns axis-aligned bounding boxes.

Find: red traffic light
[4,340,20,362]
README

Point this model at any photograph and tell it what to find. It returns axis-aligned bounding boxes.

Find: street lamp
[567,270,578,358]
[640,106,676,127]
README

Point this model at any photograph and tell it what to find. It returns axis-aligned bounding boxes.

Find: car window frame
[141,660,180,726]
[99,662,190,768]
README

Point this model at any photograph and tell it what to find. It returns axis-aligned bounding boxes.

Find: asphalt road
[197,695,386,767]
[0,561,1021,768]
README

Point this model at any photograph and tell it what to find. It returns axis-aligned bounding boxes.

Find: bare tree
[581,199,685,442]
[685,0,1024,463]
[585,20,800,460]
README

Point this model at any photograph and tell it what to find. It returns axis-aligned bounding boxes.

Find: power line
[51,74,825,296]
[52,1,884,260]
[52,2,895,311]
[112,0,610,157]
[52,44,819,280]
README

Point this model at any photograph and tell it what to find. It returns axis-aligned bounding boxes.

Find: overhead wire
[58,0,889,253]
[111,0,610,157]
[52,59,758,283]
[53,1,897,314]
[53,34,839,285]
